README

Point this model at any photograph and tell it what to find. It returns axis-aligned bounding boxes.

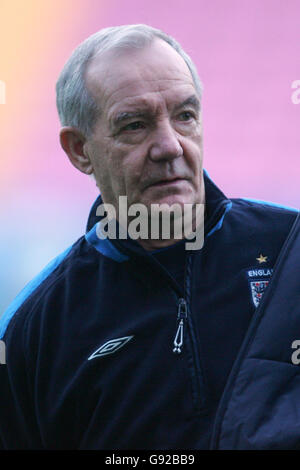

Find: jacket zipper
[171,254,207,411]
[173,301,206,412]
[143,250,206,411]
[173,298,187,354]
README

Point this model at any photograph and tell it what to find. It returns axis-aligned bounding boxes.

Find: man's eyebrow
[174,95,201,112]
[111,111,148,127]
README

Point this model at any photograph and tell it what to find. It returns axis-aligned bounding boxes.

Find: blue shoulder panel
[0,245,73,339]
[85,222,129,262]
[242,198,299,212]
[207,201,233,238]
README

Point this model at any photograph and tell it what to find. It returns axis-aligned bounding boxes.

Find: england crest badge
[250,280,270,308]
[246,263,273,308]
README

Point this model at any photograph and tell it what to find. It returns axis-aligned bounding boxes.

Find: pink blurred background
[0,0,299,314]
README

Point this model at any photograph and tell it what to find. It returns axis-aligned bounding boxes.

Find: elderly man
[0,24,299,450]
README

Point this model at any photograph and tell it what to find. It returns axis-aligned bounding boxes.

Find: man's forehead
[85,39,196,108]
[91,72,197,119]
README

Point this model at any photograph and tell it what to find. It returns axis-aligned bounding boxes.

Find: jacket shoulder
[230,197,299,224]
[227,198,299,241]
[0,236,92,341]
[231,197,299,215]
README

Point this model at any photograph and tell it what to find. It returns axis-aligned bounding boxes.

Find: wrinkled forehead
[84,38,196,111]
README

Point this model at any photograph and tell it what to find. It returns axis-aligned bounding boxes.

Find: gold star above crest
[256,254,268,264]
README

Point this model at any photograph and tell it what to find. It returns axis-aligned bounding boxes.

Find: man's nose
[148,122,183,162]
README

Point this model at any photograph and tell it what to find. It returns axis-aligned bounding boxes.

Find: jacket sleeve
[0,310,43,449]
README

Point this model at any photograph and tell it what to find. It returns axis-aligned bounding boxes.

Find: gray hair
[56,24,203,137]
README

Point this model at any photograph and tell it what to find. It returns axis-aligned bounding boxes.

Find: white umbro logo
[88,335,134,360]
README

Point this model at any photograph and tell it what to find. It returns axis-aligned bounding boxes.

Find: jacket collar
[85,170,232,258]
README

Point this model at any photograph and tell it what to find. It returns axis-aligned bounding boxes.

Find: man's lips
[145,177,187,189]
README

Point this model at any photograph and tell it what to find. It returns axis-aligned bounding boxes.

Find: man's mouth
[147,177,186,188]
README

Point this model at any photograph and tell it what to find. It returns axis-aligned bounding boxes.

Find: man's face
[84,38,204,213]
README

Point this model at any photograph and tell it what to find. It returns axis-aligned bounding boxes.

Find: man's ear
[59,127,93,175]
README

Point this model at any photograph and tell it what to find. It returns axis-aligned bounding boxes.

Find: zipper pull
[173,298,188,354]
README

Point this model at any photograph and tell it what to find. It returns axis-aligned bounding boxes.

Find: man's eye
[178,111,194,121]
[122,121,145,131]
